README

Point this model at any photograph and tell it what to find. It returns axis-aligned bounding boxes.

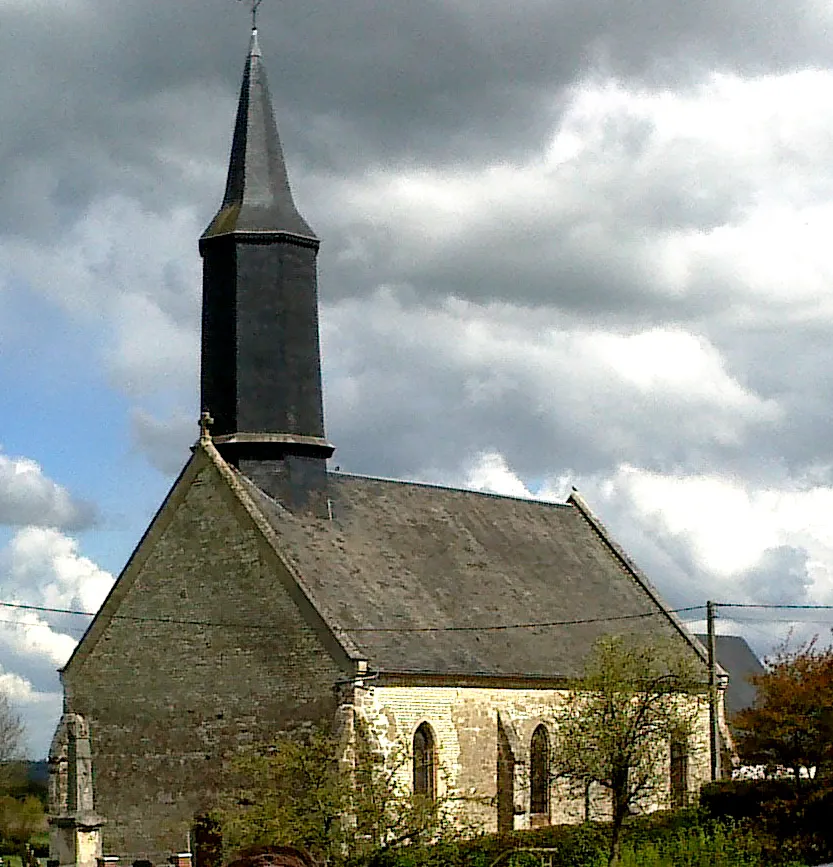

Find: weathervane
[238,0,265,30]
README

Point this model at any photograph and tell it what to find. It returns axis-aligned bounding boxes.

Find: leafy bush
[617,821,811,867]
[700,777,833,864]
[357,808,824,867]
[0,797,46,851]
[699,778,810,821]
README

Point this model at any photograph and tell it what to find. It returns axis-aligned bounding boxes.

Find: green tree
[0,696,40,854]
[549,634,705,867]
[218,726,347,861]
[733,636,833,782]
[216,723,475,865]
[0,795,46,850]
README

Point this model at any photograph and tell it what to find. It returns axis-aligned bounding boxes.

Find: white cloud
[0,609,77,670]
[0,663,62,759]
[2,196,201,471]
[107,292,198,399]
[0,527,113,681]
[0,668,50,705]
[0,524,114,757]
[0,451,95,530]
[324,291,780,479]
[3,526,114,614]
[602,465,833,602]
[465,452,534,499]
[325,69,833,324]
[585,328,770,417]
[5,196,200,399]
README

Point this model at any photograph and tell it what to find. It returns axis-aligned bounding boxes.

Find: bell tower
[199,24,333,512]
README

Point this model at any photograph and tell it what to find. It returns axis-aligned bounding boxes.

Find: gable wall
[358,685,712,832]
[62,461,346,863]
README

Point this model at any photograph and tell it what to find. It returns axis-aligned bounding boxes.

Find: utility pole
[707,600,721,781]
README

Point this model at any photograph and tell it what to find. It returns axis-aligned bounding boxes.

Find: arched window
[413,722,436,801]
[530,724,550,818]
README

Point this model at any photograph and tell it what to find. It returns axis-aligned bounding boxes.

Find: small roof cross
[199,410,214,444]
[238,0,264,30]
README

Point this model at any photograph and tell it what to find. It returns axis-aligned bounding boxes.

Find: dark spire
[199,26,332,515]
[201,27,317,242]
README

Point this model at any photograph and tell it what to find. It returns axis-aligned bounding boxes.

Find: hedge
[355,809,763,867]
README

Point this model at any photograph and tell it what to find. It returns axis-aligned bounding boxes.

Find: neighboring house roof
[695,634,765,717]
[235,461,710,679]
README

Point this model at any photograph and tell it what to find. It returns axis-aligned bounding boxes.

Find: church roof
[201,28,316,242]
[234,465,711,679]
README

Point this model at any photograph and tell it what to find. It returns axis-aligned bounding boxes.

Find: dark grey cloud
[3,0,832,570]
[707,320,833,482]
[3,0,832,241]
[740,546,812,606]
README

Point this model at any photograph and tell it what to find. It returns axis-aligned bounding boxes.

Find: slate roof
[201,28,316,242]
[236,468,710,679]
[694,634,765,717]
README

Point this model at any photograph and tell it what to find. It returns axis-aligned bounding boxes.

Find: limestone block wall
[61,459,347,864]
[358,684,712,833]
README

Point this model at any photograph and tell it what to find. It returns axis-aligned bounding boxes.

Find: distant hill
[0,761,49,803]
[27,761,48,787]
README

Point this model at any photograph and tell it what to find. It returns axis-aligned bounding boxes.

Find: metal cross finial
[238,0,264,30]
[199,410,214,444]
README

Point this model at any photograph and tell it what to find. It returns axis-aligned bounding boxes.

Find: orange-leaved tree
[733,637,833,782]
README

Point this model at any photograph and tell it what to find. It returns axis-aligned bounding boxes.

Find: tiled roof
[694,634,765,716]
[239,469,708,678]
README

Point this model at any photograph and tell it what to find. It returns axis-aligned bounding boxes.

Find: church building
[48,22,724,867]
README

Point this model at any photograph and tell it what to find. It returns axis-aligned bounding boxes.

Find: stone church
[48,23,722,867]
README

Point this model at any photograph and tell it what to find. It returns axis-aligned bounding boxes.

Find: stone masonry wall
[62,459,346,863]
[358,685,712,832]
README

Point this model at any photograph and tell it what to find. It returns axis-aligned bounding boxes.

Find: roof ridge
[567,489,719,675]
[330,469,571,507]
[62,452,205,675]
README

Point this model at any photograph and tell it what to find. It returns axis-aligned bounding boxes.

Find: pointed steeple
[202,27,317,242]
[199,26,332,515]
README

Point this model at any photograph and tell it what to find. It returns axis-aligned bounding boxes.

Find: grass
[615,823,807,867]
[0,856,50,867]
[501,823,812,866]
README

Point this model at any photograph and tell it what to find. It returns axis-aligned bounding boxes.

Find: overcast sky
[4,0,833,757]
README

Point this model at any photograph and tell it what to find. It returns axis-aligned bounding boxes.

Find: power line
[4,597,832,636]
[348,606,707,633]
[0,599,707,633]
[0,601,90,617]
[717,602,833,610]
[0,602,280,630]
[720,616,833,626]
